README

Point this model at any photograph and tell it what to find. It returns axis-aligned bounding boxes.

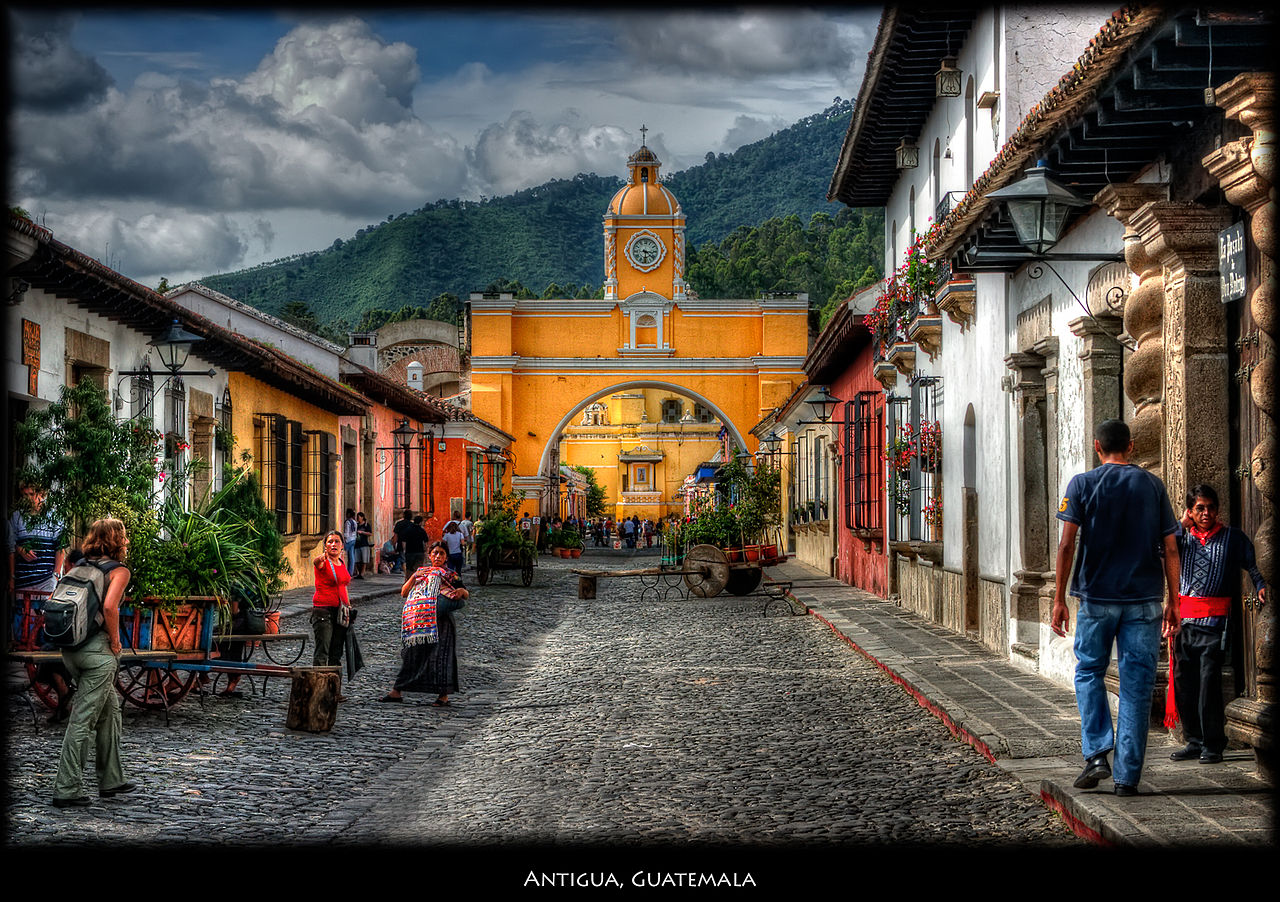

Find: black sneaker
[1169,743,1202,761]
[1073,753,1112,789]
[52,796,92,808]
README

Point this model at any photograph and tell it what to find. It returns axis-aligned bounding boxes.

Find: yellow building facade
[469,138,809,518]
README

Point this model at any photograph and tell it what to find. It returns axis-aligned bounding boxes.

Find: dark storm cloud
[612,10,860,77]
[10,11,114,110]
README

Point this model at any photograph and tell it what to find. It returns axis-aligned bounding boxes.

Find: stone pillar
[1095,184,1169,475]
[1069,315,1125,467]
[1202,72,1276,775]
[1129,203,1234,515]
[1005,350,1049,647]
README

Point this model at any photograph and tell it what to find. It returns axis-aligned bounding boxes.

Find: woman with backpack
[51,517,136,808]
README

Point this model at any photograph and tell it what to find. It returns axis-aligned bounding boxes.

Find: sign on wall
[1218,222,1247,303]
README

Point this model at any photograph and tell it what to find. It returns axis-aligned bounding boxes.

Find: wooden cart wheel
[683,544,731,597]
[24,662,62,712]
[521,557,534,586]
[116,665,198,710]
[476,554,491,586]
[725,567,763,596]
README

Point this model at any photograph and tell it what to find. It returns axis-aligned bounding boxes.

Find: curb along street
[768,558,1273,847]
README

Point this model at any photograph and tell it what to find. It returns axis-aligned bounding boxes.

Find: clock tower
[603,127,687,302]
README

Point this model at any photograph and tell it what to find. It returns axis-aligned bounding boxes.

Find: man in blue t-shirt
[1051,419,1181,797]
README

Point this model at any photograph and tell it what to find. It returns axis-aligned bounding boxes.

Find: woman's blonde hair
[82,517,128,561]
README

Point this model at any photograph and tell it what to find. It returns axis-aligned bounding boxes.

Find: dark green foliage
[14,380,162,540]
[199,101,881,326]
[572,465,607,519]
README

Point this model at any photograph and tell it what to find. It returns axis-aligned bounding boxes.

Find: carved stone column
[1095,184,1169,475]
[1005,350,1049,649]
[1203,71,1276,776]
[1130,203,1234,517]
[1069,315,1124,467]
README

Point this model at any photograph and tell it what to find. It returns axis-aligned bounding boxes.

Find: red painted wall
[830,328,887,598]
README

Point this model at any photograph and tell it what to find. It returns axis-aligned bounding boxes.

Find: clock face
[625,232,665,272]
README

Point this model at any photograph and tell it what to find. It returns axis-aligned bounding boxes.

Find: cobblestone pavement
[5,556,1080,847]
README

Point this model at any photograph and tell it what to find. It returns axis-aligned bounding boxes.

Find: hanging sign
[1218,222,1247,303]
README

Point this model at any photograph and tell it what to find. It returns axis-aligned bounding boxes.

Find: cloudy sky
[8,6,879,287]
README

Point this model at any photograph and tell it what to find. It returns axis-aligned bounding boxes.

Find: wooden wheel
[25,662,63,712]
[725,567,763,596]
[476,554,491,586]
[116,665,198,710]
[521,558,534,586]
[682,544,730,598]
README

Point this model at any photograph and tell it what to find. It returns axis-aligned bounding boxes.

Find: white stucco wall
[169,284,343,379]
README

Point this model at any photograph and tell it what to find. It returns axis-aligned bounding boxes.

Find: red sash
[1178,594,1230,617]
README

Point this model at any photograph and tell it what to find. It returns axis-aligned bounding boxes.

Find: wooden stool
[286,666,341,732]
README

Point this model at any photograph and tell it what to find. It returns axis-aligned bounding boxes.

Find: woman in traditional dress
[379,541,467,706]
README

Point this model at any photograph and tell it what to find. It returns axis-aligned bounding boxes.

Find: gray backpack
[43,560,115,649]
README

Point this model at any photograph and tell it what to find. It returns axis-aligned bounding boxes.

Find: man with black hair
[1052,418,1181,797]
[1169,483,1266,764]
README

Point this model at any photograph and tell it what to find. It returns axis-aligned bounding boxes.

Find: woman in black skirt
[379,541,467,706]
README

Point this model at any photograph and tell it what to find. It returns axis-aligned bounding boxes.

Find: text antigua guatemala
[524,871,756,888]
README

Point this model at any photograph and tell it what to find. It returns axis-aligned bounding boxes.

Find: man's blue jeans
[1073,600,1163,787]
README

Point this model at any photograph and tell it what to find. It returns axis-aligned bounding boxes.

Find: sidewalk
[768,558,1274,846]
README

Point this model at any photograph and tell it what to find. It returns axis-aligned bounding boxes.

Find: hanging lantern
[895,137,919,170]
[985,161,1092,256]
[935,56,962,98]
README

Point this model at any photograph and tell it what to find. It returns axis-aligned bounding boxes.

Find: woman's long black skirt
[392,613,458,695]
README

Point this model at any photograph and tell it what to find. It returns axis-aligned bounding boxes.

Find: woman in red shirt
[312,530,351,668]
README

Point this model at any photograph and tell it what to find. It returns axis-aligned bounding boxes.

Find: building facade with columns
[829,6,1274,770]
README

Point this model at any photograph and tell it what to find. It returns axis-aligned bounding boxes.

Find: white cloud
[467,111,636,196]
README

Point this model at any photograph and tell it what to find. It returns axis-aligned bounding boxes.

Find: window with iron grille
[885,377,942,542]
[845,393,884,530]
[304,430,336,535]
[694,403,713,423]
[662,399,682,423]
[288,419,303,535]
[130,362,153,421]
[165,375,186,438]
[255,414,289,533]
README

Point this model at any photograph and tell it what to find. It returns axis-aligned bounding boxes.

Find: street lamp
[149,318,204,373]
[984,161,1092,257]
[805,386,842,425]
[116,318,216,418]
[895,137,919,170]
[935,56,962,98]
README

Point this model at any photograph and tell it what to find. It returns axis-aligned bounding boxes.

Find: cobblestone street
[6,554,1079,849]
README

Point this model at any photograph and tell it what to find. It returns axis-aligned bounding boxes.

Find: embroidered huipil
[1174,523,1266,628]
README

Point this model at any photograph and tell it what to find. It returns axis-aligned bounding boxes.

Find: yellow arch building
[469,136,809,518]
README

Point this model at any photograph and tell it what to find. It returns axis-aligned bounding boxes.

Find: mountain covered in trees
[199,100,882,335]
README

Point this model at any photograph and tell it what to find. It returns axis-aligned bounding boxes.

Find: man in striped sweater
[1170,483,1267,764]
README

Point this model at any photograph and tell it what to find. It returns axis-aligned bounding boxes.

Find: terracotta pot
[744,545,761,562]
[761,543,778,562]
[570,548,582,558]
[724,547,743,563]
[265,611,281,634]
[558,548,570,558]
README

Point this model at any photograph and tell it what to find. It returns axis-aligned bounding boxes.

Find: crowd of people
[12,418,1269,805]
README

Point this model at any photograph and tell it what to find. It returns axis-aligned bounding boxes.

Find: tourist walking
[380,542,468,706]
[51,517,135,807]
[354,511,373,579]
[1052,419,1181,796]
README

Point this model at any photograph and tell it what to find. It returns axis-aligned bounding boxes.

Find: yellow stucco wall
[228,371,344,591]
[560,388,724,519]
